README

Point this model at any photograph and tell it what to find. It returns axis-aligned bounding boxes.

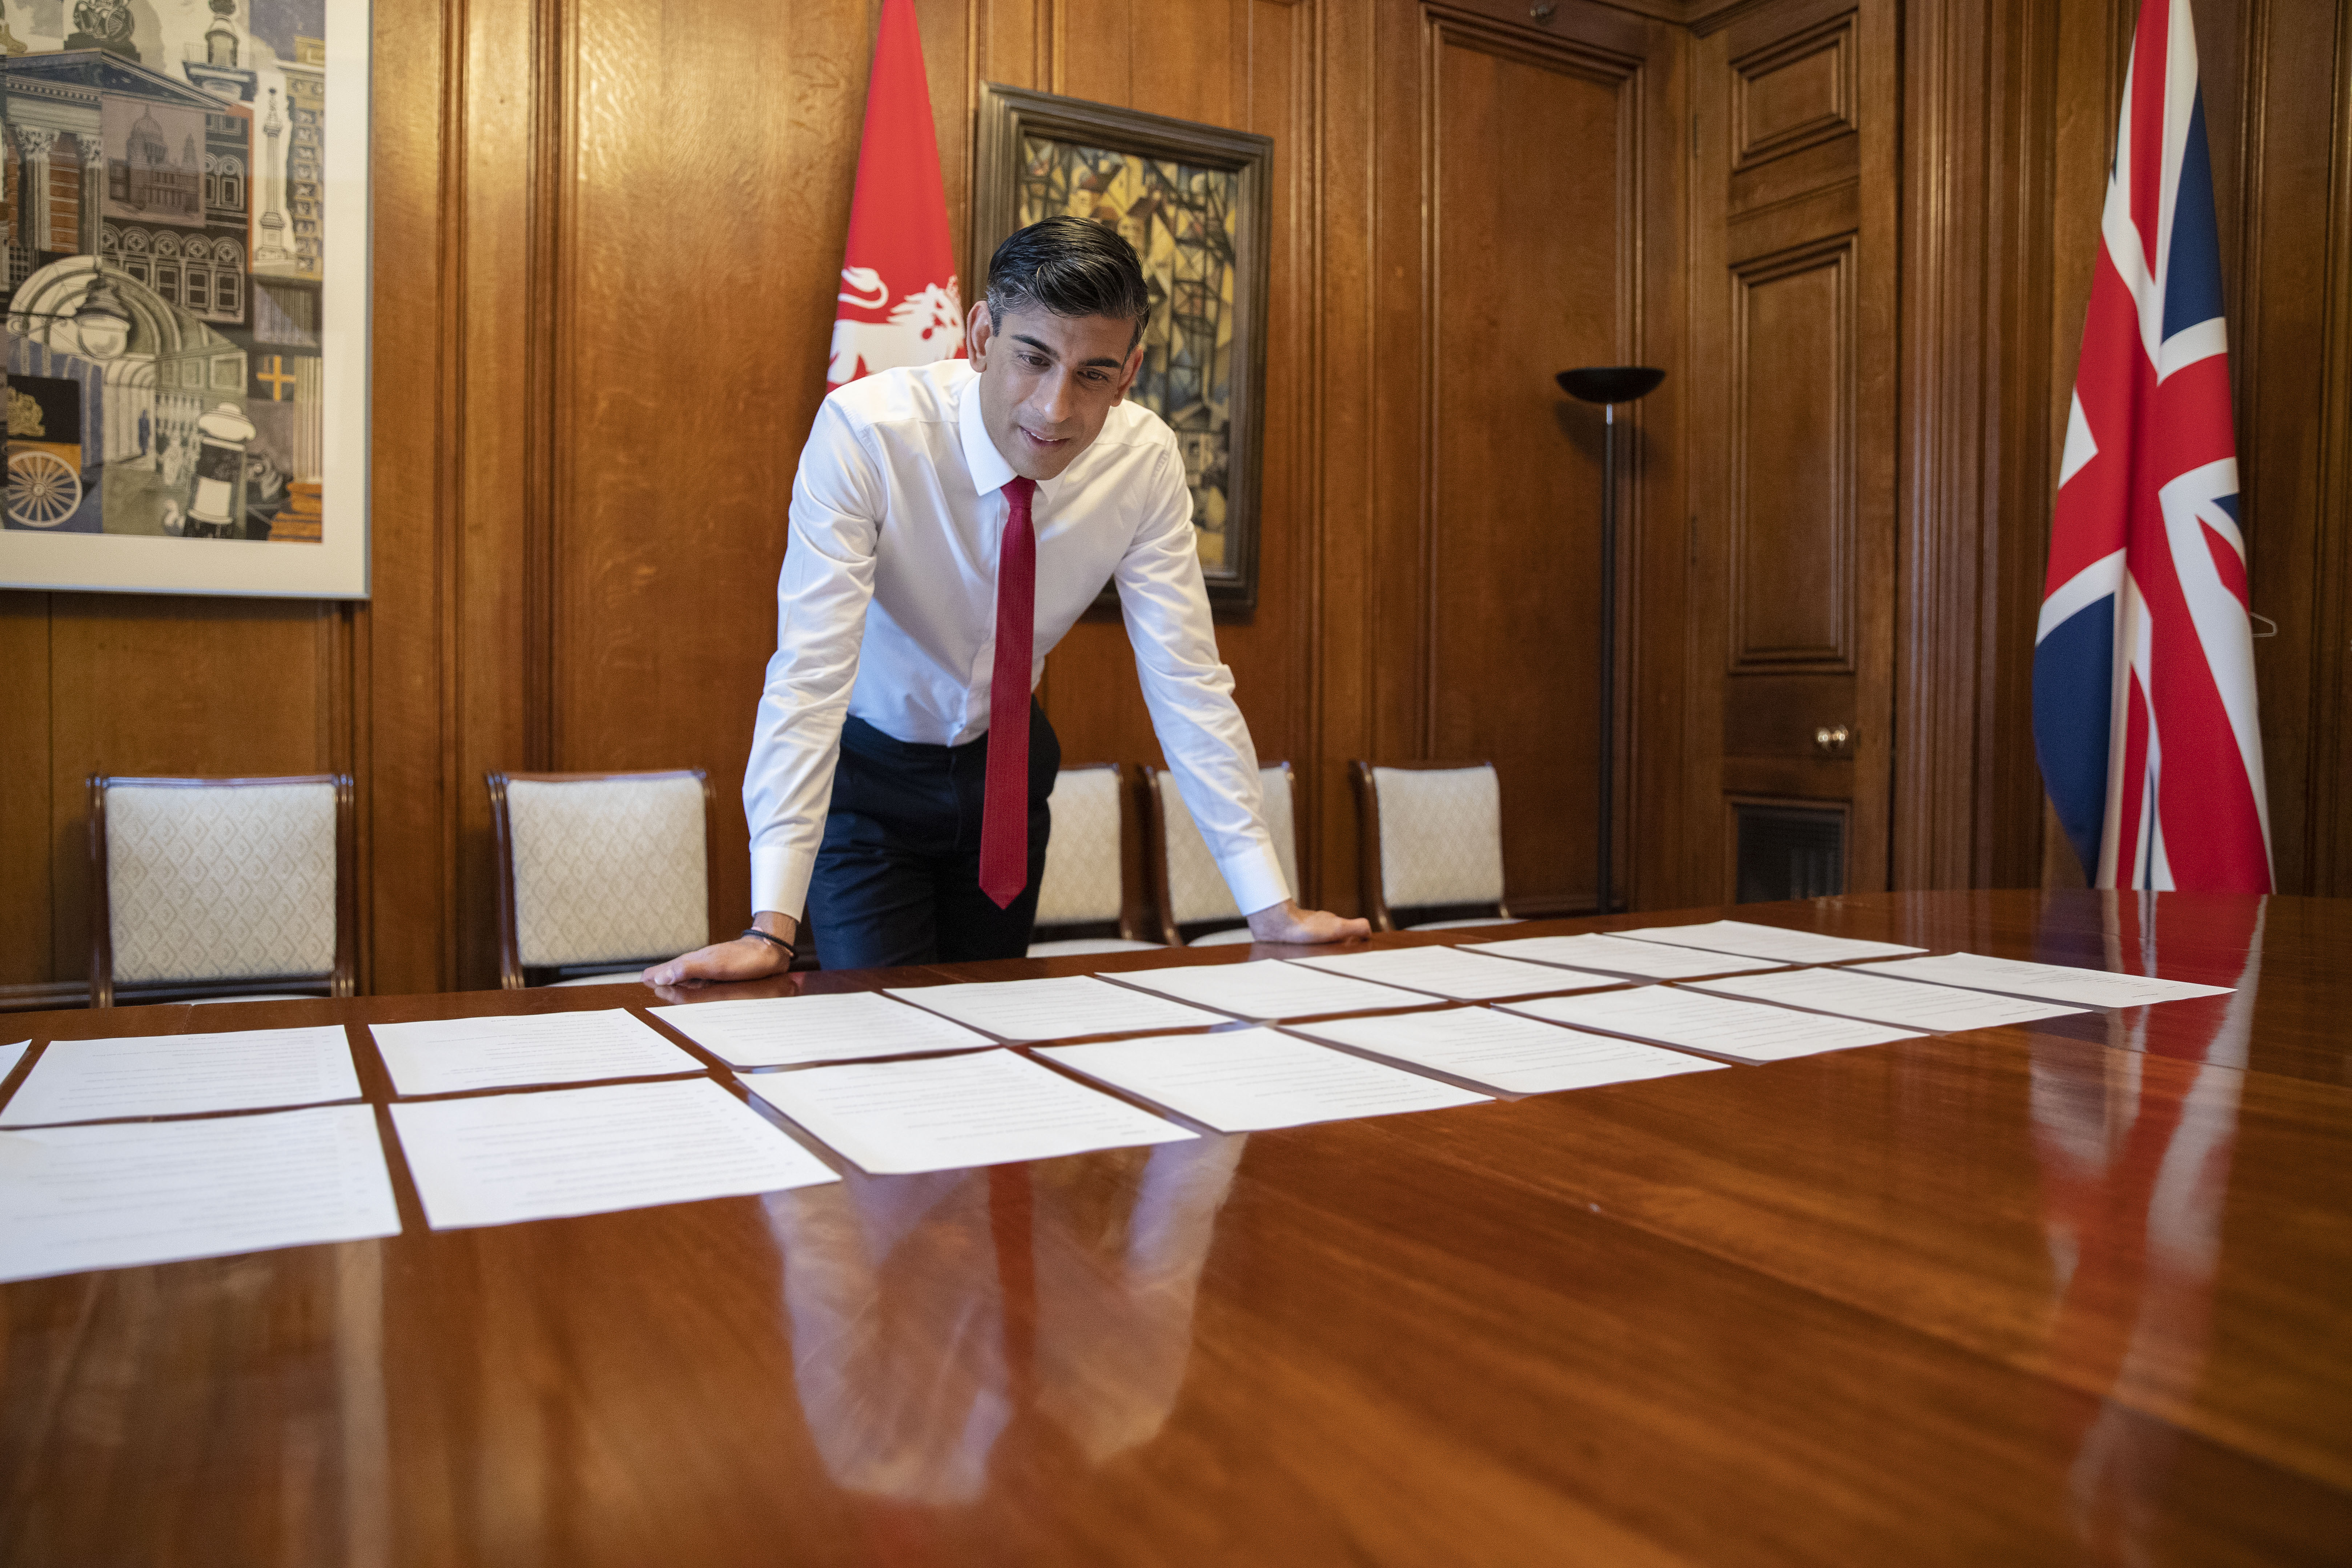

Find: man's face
[966,300,1143,482]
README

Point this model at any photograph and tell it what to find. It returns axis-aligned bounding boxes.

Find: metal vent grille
[1734,804,1846,904]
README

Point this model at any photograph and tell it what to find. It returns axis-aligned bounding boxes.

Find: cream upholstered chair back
[88,773,354,1007]
[1147,762,1300,945]
[1034,765,1125,928]
[1028,765,1161,957]
[488,770,713,988]
[1350,761,1517,932]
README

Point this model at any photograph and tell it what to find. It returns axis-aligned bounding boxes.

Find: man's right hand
[643,912,798,988]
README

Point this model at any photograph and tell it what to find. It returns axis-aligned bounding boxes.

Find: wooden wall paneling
[2319,2,2352,897]
[359,0,455,996]
[1977,0,2060,893]
[1313,0,1376,918]
[1618,17,1688,916]
[2233,0,2352,896]
[448,0,542,990]
[43,598,338,978]
[1422,7,1649,916]
[557,0,874,945]
[1891,0,1990,893]
[0,596,52,990]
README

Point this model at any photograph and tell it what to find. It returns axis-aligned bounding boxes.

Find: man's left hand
[1244,899,1371,945]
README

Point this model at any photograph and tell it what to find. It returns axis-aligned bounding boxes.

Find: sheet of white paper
[1037,1028,1488,1132]
[1844,952,2236,1008]
[883,976,1229,1042]
[1608,919,1928,965]
[0,1041,28,1085]
[369,1010,704,1097]
[649,991,993,1068]
[1102,960,1442,1021]
[0,1026,361,1127]
[1288,1008,1729,1095]
[1284,946,1619,1001]
[389,1078,837,1230]
[1687,966,2090,1032]
[740,1049,1194,1175]
[1503,988,1919,1062]
[1462,932,1789,980]
[0,1103,400,1283]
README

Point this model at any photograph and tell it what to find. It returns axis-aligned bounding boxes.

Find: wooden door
[1684,0,1896,904]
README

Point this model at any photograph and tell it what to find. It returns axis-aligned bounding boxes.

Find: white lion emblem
[828,271,965,386]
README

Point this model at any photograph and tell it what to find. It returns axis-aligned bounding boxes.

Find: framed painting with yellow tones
[976,84,1272,618]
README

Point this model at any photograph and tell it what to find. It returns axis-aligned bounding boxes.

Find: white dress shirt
[745,359,1289,921]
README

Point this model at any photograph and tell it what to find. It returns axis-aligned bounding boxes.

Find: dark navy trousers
[806,702,1059,971]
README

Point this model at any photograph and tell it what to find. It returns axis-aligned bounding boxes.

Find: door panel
[1688,0,1895,903]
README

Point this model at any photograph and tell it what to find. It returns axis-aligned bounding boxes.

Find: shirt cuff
[1218,841,1292,919]
[750,844,814,924]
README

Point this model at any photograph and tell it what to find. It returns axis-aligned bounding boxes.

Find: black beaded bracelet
[740,926,796,957]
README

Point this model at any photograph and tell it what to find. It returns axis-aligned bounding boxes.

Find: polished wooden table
[1,891,2344,1565]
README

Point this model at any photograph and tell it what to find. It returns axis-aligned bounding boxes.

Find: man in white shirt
[649,217,1364,982]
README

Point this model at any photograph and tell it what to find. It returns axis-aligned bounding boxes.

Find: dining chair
[87,772,357,1007]
[486,769,716,988]
[1028,764,1162,957]
[1348,760,1523,933]
[1143,761,1300,946]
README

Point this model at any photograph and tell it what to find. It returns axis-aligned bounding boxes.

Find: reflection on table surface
[0,890,2345,1566]
[772,1134,1244,1506]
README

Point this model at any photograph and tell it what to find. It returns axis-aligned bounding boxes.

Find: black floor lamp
[1554,365,1664,916]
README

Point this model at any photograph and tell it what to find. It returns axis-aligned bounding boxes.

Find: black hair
[985,215,1151,350]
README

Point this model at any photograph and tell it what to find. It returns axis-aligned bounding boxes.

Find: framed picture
[975,83,1271,618]
[0,0,369,598]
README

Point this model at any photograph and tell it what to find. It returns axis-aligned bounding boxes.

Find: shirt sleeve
[1113,443,1292,916]
[744,399,887,918]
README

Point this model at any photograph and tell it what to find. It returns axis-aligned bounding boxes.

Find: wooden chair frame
[1142,760,1294,946]
[88,772,359,1009]
[1030,763,1154,947]
[1348,759,1515,934]
[486,768,719,990]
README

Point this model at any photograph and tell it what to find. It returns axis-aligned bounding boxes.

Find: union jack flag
[2033,0,2271,892]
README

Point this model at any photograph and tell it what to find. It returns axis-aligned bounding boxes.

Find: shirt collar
[953,363,1071,508]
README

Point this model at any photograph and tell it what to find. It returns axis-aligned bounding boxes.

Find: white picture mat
[0,1025,361,1126]
[1036,1028,1488,1133]
[0,0,371,598]
[388,1078,838,1231]
[739,1048,1194,1175]
[0,1103,399,1283]
[369,1010,704,1097]
[1284,946,1616,1001]
[650,991,994,1068]
[1288,1009,1729,1096]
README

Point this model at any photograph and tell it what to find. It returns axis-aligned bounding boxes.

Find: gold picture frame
[975,83,1271,618]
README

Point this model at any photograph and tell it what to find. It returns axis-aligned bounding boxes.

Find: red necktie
[979,478,1037,908]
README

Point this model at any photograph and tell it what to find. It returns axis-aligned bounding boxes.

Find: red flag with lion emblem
[827,0,965,390]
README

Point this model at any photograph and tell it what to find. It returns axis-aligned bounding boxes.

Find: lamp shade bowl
[1555,366,1665,405]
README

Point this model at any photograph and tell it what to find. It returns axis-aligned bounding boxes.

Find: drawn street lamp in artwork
[255,87,289,264]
